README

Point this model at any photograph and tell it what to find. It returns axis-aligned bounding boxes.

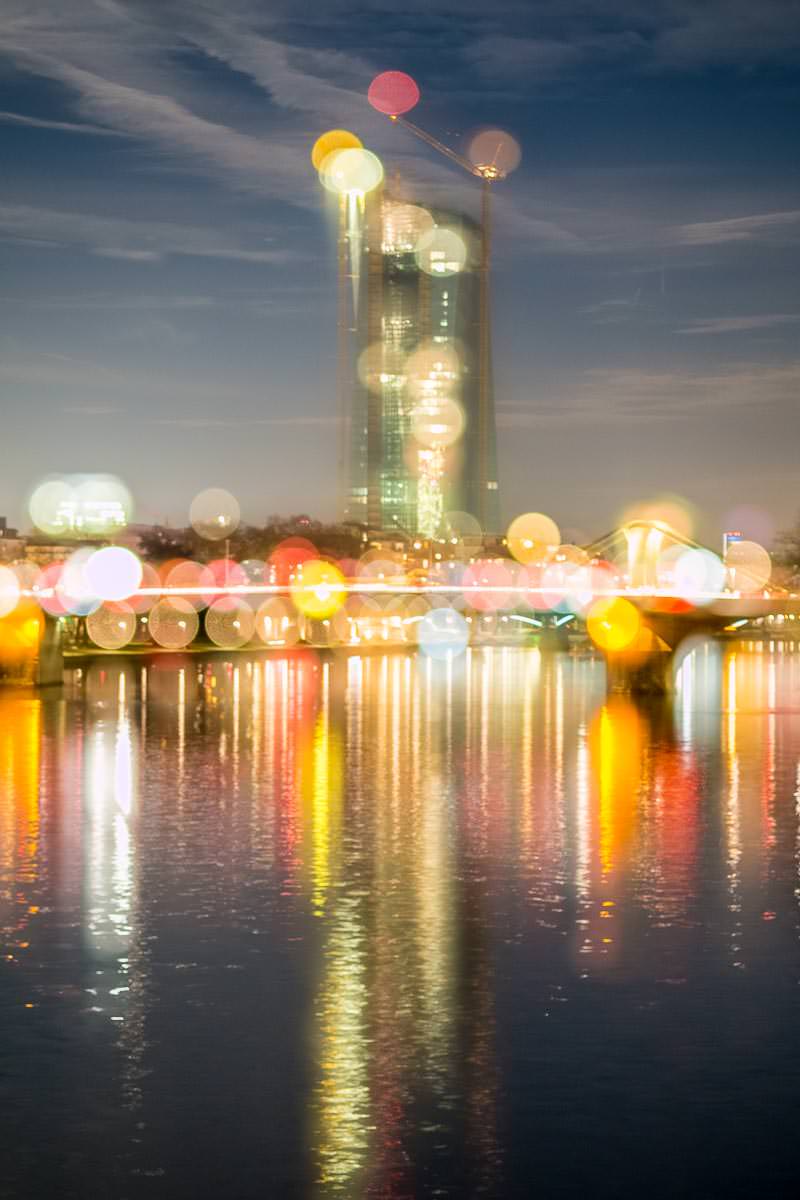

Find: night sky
[1,0,799,545]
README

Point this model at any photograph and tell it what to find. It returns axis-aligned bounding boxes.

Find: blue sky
[1,0,798,543]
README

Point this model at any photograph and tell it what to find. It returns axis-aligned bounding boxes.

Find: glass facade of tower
[345,192,500,536]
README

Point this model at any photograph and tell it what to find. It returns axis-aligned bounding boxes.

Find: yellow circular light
[28,474,132,538]
[255,597,300,646]
[506,512,561,564]
[205,597,255,648]
[189,488,240,542]
[149,598,199,649]
[382,201,434,253]
[0,602,42,659]
[587,597,641,653]
[357,341,407,395]
[290,559,345,620]
[405,341,461,403]
[319,147,384,195]
[725,539,772,592]
[467,128,521,177]
[411,397,465,448]
[29,478,73,536]
[415,226,467,276]
[86,602,137,650]
[443,510,483,546]
[311,128,362,170]
[620,495,695,541]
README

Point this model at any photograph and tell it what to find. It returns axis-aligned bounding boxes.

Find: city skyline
[1,1,799,544]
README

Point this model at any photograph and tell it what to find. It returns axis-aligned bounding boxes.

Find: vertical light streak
[575,725,591,902]
[678,646,694,746]
[177,667,186,777]
[554,656,565,828]
[519,649,535,870]
[232,665,241,794]
[311,663,331,916]
[346,190,365,316]
[763,657,777,856]
[480,649,491,811]
[140,665,147,742]
[724,653,742,966]
[0,695,41,947]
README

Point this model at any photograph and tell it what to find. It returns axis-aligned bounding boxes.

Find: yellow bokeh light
[319,147,384,196]
[405,341,460,403]
[255,597,300,646]
[506,512,560,564]
[357,341,406,395]
[620,495,695,541]
[467,128,522,177]
[0,602,42,664]
[86,602,137,650]
[382,201,434,253]
[587,597,642,653]
[415,226,467,276]
[311,129,362,171]
[29,474,132,538]
[291,560,345,620]
[189,488,240,541]
[724,539,772,592]
[148,598,199,649]
[411,397,465,448]
[205,597,255,649]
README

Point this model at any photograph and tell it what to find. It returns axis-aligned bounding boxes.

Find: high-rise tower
[343,190,500,537]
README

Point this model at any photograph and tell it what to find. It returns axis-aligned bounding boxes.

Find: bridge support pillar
[604,647,674,695]
[36,615,64,688]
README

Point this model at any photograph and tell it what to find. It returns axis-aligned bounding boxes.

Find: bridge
[2,520,797,693]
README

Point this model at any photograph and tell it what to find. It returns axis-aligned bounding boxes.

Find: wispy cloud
[497,361,800,427]
[676,314,800,336]
[0,109,124,136]
[2,1,797,267]
[0,349,128,389]
[152,414,338,428]
[0,202,302,264]
[672,211,800,247]
[579,294,647,324]
[0,1,357,204]
[0,292,218,311]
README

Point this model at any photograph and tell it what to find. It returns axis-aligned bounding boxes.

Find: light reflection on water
[2,642,800,1198]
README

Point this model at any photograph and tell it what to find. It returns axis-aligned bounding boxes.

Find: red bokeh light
[268,538,317,587]
[206,558,246,588]
[368,71,420,116]
[34,563,67,617]
[462,559,512,612]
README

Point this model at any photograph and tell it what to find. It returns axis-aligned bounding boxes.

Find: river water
[2,642,800,1198]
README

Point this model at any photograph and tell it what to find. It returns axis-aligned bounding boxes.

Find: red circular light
[368,71,420,116]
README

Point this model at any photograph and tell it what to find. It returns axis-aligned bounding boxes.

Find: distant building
[723,530,743,557]
[344,191,501,538]
[0,518,23,563]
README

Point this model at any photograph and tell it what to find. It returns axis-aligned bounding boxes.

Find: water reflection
[2,641,800,1197]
